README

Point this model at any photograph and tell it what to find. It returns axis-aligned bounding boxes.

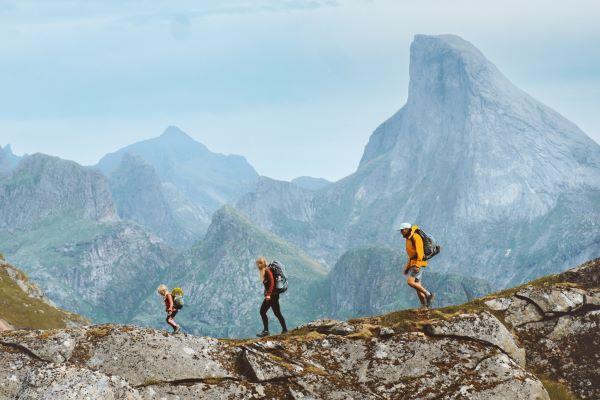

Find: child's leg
[166,311,179,330]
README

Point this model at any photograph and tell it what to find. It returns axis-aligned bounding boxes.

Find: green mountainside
[0,257,88,330]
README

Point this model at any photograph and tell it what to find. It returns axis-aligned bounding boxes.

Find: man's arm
[414,234,425,263]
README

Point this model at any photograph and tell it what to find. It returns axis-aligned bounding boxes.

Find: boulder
[425,311,526,366]
[517,287,586,314]
[0,329,83,364]
[81,327,238,386]
[301,319,356,336]
[241,348,297,382]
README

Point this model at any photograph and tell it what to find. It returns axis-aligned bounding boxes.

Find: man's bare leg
[416,290,427,306]
[407,276,430,298]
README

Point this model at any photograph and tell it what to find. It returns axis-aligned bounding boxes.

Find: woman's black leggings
[260,293,287,332]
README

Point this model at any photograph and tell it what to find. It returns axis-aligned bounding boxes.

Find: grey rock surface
[425,311,526,367]
[15,365,141,400]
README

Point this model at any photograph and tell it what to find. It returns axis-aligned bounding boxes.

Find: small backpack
[269,261,288,294]
[171,287,184,309]
[414,228,441,260]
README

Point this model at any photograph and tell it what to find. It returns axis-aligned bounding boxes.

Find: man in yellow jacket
[398,223,435,308]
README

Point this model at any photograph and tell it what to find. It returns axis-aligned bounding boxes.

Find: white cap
[397,222,411,231]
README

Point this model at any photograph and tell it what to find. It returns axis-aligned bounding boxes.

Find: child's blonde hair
[157,284,168,295]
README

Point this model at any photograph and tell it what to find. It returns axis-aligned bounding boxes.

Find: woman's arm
[265,268,275,299]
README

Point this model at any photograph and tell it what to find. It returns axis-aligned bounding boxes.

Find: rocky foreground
[1,259,599,400]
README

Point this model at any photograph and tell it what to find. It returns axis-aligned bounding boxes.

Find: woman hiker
[255,257,288,337]
[157,284,181,334]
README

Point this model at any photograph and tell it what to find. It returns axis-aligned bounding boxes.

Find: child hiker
[157,284,181,334]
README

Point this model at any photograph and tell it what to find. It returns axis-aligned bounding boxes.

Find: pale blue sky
[1,0,599,181]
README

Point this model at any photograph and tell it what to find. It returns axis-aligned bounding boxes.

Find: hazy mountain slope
[0,154,117,231]
[0,144,21,176]
[0,154,176,324]
[133,205,329,338]
[291,176,332,191]
[330,246,492,319]
[108,153,196,247]
[96,126,259,216]
[237,34,600,287]
[0,258,88,330]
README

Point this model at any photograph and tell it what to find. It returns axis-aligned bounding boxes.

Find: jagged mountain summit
[96,126,259,239]
[2,258,598,399]
[237,34,600,287]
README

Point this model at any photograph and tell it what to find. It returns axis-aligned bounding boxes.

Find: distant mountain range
[96,126,258,245]
[1,34,598,337]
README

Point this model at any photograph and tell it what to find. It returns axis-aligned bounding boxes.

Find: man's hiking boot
[281,329,288,334]
[426,292,435,307]
[256,330,269,338]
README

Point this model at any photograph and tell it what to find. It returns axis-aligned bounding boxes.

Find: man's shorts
[407,266,423,282]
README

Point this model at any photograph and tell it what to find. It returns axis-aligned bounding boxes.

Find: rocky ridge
[2,258,598,399]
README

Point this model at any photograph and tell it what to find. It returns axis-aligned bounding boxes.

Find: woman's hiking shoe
[256,330,269,338]
[426,293,435,307]
[173,327,181,334]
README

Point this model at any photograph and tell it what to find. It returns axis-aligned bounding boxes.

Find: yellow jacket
[405,225,428,268]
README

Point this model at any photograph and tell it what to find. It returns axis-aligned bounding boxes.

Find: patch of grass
[541,379,579,400]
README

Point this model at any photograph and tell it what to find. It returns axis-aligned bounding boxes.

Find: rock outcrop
[3,258,598,399]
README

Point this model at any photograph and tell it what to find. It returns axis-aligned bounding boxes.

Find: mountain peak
[160,126,193,141]
[407,33,510,106]
[1,144,13,154]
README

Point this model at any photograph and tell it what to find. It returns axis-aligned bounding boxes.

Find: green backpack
[172,287,184,309]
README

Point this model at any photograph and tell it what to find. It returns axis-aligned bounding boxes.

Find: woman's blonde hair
[157,284,168,295]
[256,257,268,281]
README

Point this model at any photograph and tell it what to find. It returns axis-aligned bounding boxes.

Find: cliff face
[2,258,598,400]
[0,259,87,331]
[237,34,600,287]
